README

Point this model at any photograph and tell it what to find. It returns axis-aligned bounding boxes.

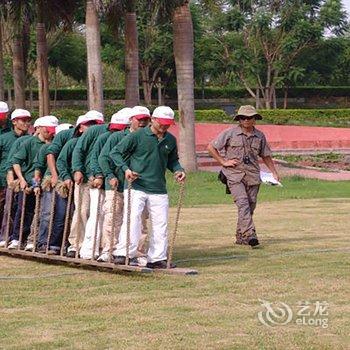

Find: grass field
[1,174,350,349]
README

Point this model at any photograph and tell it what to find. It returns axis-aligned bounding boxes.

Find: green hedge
[31,108,350,127]
[5,86,350,101]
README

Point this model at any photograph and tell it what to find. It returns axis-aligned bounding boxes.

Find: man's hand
[19,179,28,190]
[33,187,41,195]
[51,174,58,187]
[222,159,239,167]
[64,179,73,188]
[125,169,139,182]
[93,177,103,189]
[174,171,186,183]
[109,178,119,189]
[74,171,84,185]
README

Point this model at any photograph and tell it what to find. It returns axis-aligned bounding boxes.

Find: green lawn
[167,171,350,206]
[0,174,350,349]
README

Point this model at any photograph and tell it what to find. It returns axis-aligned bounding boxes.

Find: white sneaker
[97,252,110,262]
[8,240,19,249]
[137,256,148,267]
[0,240,7,248]
[24,243,34,251]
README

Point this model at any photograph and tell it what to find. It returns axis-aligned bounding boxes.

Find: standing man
[0,101,11,135]
[0,109,31,246]
[97,106,151,262]
[7,116,59,249]
[207,105,279,247]
[110,106,186,268]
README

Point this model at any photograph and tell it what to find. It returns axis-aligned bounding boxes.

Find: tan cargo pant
[100,190,149,256]
[228,179,260,243]
[68,183,90,251]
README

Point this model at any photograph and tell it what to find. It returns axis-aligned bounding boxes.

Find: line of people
[0,102,186,269]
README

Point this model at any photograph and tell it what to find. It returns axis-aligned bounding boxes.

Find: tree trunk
[0,23,4,100]
[12,35,26,108]
[283,87,288,109]
[157,76,162,105]
[140,65,151,106]
[125,12,139,107]
[172,3,197,171]
[86,0,104,112]
[7,87,12,109]
[36,21,50,116]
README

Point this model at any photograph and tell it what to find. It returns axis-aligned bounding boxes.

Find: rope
[18,191,27,250]
[46,190,56,254]
[4,189,14,248]
[74,184,83,259]
[60,183,73,256]
[125,181,132,266]
[167,181,185,269]
[91,190,101,260]
[32,191,41,252]
[109,188,119,263]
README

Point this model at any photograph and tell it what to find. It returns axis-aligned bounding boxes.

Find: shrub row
[30,108,350,127]
[5,86,350,101]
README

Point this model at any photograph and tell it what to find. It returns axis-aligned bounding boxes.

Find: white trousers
[115,189,169,263]
[79,188,105,259]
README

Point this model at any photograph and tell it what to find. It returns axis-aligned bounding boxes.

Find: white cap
[152,106,175,125]
[55,123,73,135]
[11,108,31,120]
[109,108,132,130]
[0,101,9,113]
[84,110,104,123]
[130,106,150,120]
[33,115,59,128]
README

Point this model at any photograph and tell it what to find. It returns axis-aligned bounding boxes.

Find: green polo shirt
[72,124,108,180]
[47,127,75,157]
[109,126,183,194]
[5,135,31,173]
[0,130,28,187]
[98,129,130,192]
[56,137,79,181]
[11,136,46,184]
[34,144,51,178]
[0,118,12,135]
[90,131,112,178]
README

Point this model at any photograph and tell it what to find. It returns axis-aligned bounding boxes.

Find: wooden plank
[0,248,198,276]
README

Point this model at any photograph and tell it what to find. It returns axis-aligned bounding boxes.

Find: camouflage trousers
[228,179,260,244]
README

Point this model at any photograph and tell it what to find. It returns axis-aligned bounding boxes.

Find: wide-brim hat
[234,105,262,121]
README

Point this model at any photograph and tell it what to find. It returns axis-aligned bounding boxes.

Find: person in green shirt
[96,106,151,262]
[78,107,132,261]
[67,110,107,257]
[0,101,11,135]
[110,106,186,268]
[7,116,58,249]
[0,109,32,246]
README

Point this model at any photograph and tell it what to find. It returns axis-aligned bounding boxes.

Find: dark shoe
[114,256,138,266]
[146,260,176,269]
[248,238,259,247]
[66,250,77,258]
[36,245,47,254]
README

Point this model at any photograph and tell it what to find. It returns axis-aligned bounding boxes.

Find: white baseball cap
[0,101,9,114]
[130,106,150,120]
[109,108,132,130]
[11,108,31,120]
[34,115,59,134]
[55,123,73,135]
[84,110,104,123]
[152,106,175,125]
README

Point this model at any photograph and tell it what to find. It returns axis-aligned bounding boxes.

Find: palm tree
[35,0,78,116]
[106,0,139,107]
[85,0,104,112]
[158,0,197,171]
[0,15,4,100]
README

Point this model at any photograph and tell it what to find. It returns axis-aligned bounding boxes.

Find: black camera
[243,156,251,164]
